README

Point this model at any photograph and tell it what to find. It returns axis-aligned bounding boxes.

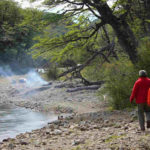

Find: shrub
[100,60,138,109]
[137,37,150,74]
[100,38,150,109]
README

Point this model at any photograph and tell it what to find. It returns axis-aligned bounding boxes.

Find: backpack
[147,88,150,106]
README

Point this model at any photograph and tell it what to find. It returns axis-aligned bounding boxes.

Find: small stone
[58,115,64,120]
[104,120,109,124]
[46,131,50,134]
[63,123,70,128]
[92,125,100,129]
[114,124,121,128]
[20,141,28,145]
[65,131,71,135]
[35,144,41,147]
[52,120,61,125]
[72,139,85,145]
[49,124,55,129]
[70,124,78,129]
[8,143,15,149]
[66,116,74,120]
[42,142,46,145]
[80,126,88,131]
[3,138,11,142]
[53,129,62,135]
[124,126,128,130]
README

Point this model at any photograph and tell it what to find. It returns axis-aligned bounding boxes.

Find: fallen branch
[55,83,75,88]
[66,85,100,92]
[75,72,104,85]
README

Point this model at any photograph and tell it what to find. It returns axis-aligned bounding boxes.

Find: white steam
[26,70,48,87]
[0,66,48,87]
[0,66,13,77]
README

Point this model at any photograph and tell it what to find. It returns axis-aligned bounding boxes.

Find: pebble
[20,141,28,145]
[53,129,62,135]
[72,139,85,145]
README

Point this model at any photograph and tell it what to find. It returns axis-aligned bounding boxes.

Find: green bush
[99,60,138,109]
[81,63,105,82]
[100,38,150,109]
[138,37,150,74]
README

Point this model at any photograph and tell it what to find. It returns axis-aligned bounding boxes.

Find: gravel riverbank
[0,76,150,150]
[0,76,101,114]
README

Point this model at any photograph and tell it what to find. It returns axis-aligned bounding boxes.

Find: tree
[0,0,22,51]
[32,14,117,83]
[0,0,61,67]
[31,0,145,64]
[0,1,43,66]
[31,0,150,82]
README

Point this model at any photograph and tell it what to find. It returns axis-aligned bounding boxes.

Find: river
[0,104,58,142]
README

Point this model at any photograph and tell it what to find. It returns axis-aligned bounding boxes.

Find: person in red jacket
[130,70,150,131]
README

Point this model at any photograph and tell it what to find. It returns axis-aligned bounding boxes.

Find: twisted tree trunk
[110,18,138,64]
[92,0,138,64]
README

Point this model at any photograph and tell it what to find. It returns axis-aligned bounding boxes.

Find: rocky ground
[0,76,150,150]
[0,75,101,114]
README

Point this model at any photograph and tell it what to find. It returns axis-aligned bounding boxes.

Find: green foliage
[42,13,62,23]
[97,38,150,110]
[32,16,112,67]
[138,37,150,73]
[81,58,105,82]
[0,1,39,65]
[0,0,22,50]
[99,60,137,109]
[105,134,126,143]
[0,0,62,67]
[30,0,150,111]
[0,0,22,25]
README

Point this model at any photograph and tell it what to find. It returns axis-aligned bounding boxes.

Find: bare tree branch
[39,21,106,53]
[102,25,110,44]
[58,42,115,78]
[85,3,101,19]
[62,5,84,15]
[64,0,84,5]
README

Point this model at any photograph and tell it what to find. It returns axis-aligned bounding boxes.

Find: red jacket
[130,77,150,103]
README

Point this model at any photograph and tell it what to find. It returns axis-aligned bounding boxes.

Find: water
[0,104,58,142]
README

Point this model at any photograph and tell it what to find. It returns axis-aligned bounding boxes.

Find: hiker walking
[130,70,150,131]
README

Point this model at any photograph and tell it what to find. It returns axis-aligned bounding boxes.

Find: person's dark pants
[137,103,150,130]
